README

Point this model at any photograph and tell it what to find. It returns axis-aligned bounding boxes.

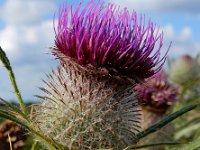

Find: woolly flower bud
[169,55,200,85]
[53,0,169,81]
[34,58,141,149]
[135,71,177,113]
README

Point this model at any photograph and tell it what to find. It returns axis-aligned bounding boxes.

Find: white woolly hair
[33,57,141,149]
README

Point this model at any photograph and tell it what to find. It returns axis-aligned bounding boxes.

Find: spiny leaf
[0,109,29,129]
[0,97,28,120]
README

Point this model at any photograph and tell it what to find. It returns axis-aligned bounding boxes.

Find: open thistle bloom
[33,0,169,149]
[53,0,169,81]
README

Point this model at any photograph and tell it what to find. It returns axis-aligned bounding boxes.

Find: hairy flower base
[33,57,141,149]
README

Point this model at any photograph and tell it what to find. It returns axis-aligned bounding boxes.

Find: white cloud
[0,0,56,63]
[0,0,56,25]
[0,26,20,55]
[0,20,54,63]
[0,22,57,101]
[179,27,192,42]
[162,24,199,57]
[109,0,200,14]
[0,0,57,101]
[0,19,57,101]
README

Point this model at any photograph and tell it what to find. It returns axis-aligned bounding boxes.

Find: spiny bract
[34,58,141,149]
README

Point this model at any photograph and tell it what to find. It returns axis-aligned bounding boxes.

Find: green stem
[0,46,26,114]
[8,69,26,114]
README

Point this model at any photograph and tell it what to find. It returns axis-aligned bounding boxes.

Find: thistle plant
[0,0,199,150]
[33,0,169,149]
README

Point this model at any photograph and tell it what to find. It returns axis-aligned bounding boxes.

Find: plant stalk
[8,69,26,114]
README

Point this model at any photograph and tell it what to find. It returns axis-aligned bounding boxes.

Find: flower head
[53,1,169,81]
[135,71,177,113]
[33,1,171,149]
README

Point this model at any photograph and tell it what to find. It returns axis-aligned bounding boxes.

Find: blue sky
[0,0,199,101]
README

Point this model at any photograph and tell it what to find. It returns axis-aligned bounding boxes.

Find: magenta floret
[53,1,169,80]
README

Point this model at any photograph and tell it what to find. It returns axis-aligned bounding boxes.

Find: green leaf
[136,104,197,140]
[0,97,29,120]
[0,109,30,129]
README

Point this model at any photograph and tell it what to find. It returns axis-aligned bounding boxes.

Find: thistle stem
[8,69,26,114]
[0,46,26,114]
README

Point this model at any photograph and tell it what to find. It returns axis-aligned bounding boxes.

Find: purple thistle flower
[135,71,177,113]
[53,0,170,81]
